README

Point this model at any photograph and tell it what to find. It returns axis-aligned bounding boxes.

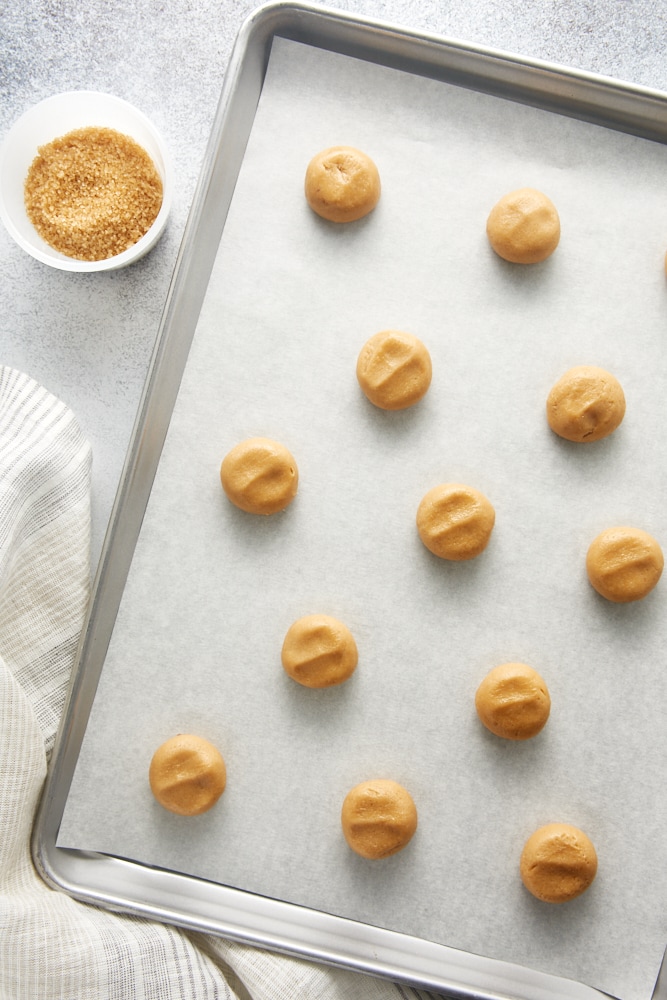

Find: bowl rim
[0,90,173,272]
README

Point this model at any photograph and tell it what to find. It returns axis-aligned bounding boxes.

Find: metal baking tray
[33,3,667,998]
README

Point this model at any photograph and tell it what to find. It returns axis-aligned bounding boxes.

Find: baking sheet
[57,35,667,1000]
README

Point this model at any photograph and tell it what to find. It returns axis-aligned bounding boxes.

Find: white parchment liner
[59,38,667,1000]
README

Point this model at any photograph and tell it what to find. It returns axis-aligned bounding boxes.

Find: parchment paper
[59,37,667,1000]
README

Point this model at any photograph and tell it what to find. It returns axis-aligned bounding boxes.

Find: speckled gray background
[1,0,666,566]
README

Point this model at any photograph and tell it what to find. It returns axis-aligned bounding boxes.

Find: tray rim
[32,4,667,999]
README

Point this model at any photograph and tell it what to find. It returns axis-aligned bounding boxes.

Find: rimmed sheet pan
[33,4,667,999]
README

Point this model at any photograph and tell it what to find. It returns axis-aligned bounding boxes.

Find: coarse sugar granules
[24,126,163,262]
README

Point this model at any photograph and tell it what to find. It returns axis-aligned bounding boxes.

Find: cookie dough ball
[520,823,598,903]
[486,187,560,264]
[341,779,418,859]
[417,483,495,561]
[149,734,226,816]
[586,526,663,603]
[356,330,432,411]
[547,366,625,443]
[305,146,380,223]
[220,437,298,515]
[475,662,551,740]
[281,614,358,688]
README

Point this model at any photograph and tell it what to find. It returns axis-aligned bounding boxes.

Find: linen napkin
[0,365,440,1000]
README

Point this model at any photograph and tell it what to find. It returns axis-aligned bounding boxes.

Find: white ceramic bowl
[0,91,173,271]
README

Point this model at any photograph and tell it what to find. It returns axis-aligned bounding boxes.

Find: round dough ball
[520,823,598,903]
[475,662,551,740]
[149,734,226,816]
[281,614,358,688]
[586,526,664,603]
[356,330,432,410]
[220,437,298,515]
[486,187,560,264]
[417,483,495,561]
[305,146,380,223]
[547,365,626,443]
[341,779,418,859]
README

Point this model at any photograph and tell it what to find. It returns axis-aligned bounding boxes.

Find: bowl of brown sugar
[0,91,173,271]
